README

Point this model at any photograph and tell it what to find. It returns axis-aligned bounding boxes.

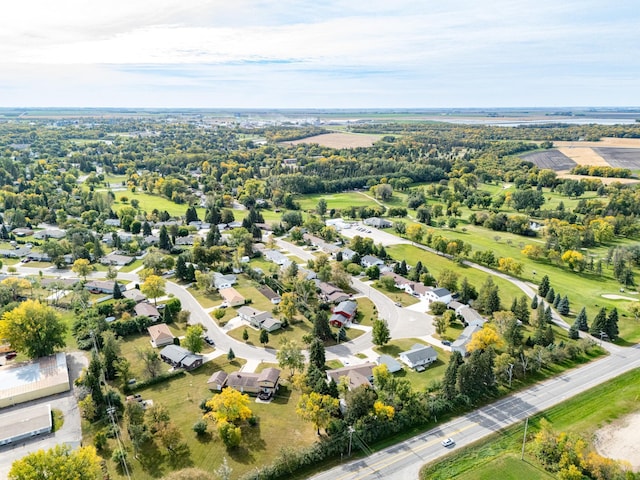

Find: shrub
[193,420,208,436]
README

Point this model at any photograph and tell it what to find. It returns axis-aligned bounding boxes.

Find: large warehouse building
[0,353,70,408]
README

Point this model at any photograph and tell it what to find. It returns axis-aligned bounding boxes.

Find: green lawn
[187,286,223,309]
[354,297,377,326]
[295,192,375,211]
[420,367,640,479]
[111,191,205,218]
[98,358,318,480]
[374,338,450,392]
[371,283,420,307]
[119,259,143,273]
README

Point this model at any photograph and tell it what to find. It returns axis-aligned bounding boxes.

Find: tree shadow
[136,441,165,477]
[195,431,214,444]
[166,443,193,469]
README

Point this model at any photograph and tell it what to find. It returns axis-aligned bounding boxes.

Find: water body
[436,118,638,127]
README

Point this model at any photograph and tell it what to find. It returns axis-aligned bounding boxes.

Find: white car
[441,438,455,447]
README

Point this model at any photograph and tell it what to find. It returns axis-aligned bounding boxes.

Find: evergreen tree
[545,287,555,303]
[175,256,187,280]
[515,295,530,324]
[112,281,122,299]
[535,302,546,328]
[327,378,339,399]
[308,338,326,371]
[574,307,589,331]
[205,205,221,225]
[589,307,608,337]
[313,311,333,341]
[568,323,580,340]
[242,328,249,341]
[442,351,464,402]
[259,329,269,346]
[186,264,196,282]
[531,295,538,310]
[185,205,199,224]
[553,293,561,308]
[544,305,553,323]
[227,348,235,361]
[557,296,570,316]
[159,225,172,250]
[458,277,478,304]
[510,297,518,314]
[538,275,550,297]
[143,221,152,236]
[476,277,501,315]
[605,307,619,340]
[456,349,497,404]
[93,236,104,259]
[378,245,387,259]
[206,227,221,247]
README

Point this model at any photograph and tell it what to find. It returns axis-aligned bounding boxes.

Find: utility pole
[521,417,529,460]
[348,426,355,457]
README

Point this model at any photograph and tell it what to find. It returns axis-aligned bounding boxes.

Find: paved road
[311,342,640,480]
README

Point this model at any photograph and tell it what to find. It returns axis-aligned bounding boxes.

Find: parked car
[442,340,452,346]
[5,351,17,360]
[441,438,455,447]
[163,270,175,277]
[204,336,215,346]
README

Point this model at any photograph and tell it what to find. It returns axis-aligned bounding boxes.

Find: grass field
[111,191,205,218]
[98,358,318,480]
[420,367,640,479]
[295,192,375,212]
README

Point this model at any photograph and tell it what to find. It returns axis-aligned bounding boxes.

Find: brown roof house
[258,285,281,305]
[207,371,229,391]
[123,288,147,303]
[135,302,161,321]
[326,363,376,391]
[219,287,245,307]
[147,323,175,348]
[225,367,281,396]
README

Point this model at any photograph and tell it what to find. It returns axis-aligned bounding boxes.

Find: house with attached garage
[223,367,281,396]
[424,287,452,305]
[330,300,358,327]
[237,306,282,332]
[219,287,245,307]
[326,363,376,391]
[159,345,203,371]
[361,255,384,269]
[399,344,438,371]
[147,323,175,348]
[451,325,483,356]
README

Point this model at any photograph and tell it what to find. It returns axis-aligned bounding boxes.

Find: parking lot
[341,223,411,247]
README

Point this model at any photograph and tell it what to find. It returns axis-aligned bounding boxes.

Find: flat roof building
[0,404,52,446]
[0,353,70,408]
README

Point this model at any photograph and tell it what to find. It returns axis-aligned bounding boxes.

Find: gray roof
[334,300,357,317]
[431,287,451,298]
[401,344,437,364]
[376,355,403,373]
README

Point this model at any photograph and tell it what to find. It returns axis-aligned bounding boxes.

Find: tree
[205,388,252,424]
[159,225,172,250]
[467,324,505,352]
[308,338,326,370]
[101,330,120,380]
[183,324,204,353]
[629,302,640,322]
[429,301,448,316]
[406,223,424,244]
[316,198,327,217]
[515,295,530,324]
[313,311,333,341]
[557,295,570,315]
[112,280,123,299]
[458,277,478,304]
[574,307,589,331]
[137,347,163,378]
[605,307,619,340]
[589,307,608,338]
[296,392,339,435]
[141,274,166,305]
[1,277,31,300]
[531,295,539,310]
[545,287,555,304]
[437,269,459,292]
[372,318,391,346]
[72,258,93,281]
[279,292,297,326]
[476,276,501,315]
[276,339,305,377]
[259,329,269,346]
[242,328,249,342]
[0,300,66,358]
[538,275,550,297]
[9,445,102,480]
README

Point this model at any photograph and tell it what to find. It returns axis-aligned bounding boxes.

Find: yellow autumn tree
[467,323,505,352]
[296,392,339,435]
[373,400,395,420]
[204,388,253,425]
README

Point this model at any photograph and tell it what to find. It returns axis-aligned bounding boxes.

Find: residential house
[219,287,245,307]
[381,272,430,298]
[451,325,483,356]
[263,249,292,267]
[11,227,34,237]
[258,285,281,304]
[159,345,203,370]
[25,252,51,262]
[147,323,175,348]
[135,302,161,321]
[399,344,438,371]
[104,219,121,227]
[213,272,237,290]
[0,246,31,258]
[455,305,486,327]
[224,368,281,396]
[123,288,146,303]
[33,229,65,240]
[424,287,453,305]
[330,300,358,327]
[318,282,349,304]
[175,235,199,246]
[100,252,135,266]
[361,255,384,269]
[237,306,282,332]
[339,248,357,261]
[363,217,393,229]
[303,233,340,255]
[376,355,403,373]
[85,280,121,295]
[326,363,375,390]
[207,371,228,391]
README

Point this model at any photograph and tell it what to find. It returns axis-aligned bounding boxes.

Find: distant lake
[436,118,638,127]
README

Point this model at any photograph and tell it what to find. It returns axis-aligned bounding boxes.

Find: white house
[451,325,482,356]
[361,255,384,269]
[399,344,438,371]
[424,287,452,305]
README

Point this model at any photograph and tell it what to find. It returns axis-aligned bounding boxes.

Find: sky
[1,0,639,108]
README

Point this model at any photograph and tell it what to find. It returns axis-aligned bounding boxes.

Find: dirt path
[595,413,640,470]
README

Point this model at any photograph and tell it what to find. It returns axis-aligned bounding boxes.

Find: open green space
[371,282,421,307]
[420,367,640,479]
[354,297,377,326]
[119,258,143,273]
[97,357,318,480]
[295,192,376,212]
[111,191,205,218]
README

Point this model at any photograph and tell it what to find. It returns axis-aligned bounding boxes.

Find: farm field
[283,132,383,148]
[420,367,640,479]
[520,149,576,171]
